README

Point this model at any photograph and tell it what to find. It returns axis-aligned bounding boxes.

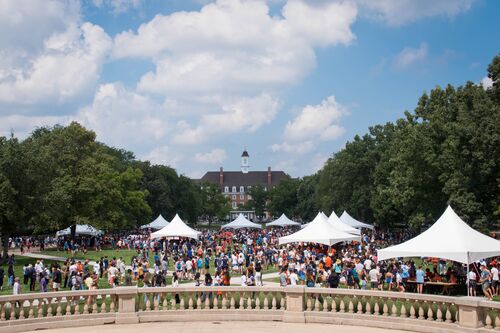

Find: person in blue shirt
[416,266,425,294]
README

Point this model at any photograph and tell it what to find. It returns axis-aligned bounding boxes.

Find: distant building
[198,149,288,220]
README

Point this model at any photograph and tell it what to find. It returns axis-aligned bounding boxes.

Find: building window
[240,194,244,200]
[224,186,229,193]
[232,195,236,200]
[232,186,237,193]
[247,195,252,200]
[232,201,237,209]
[240,186,244,193]
[247,186,252,191]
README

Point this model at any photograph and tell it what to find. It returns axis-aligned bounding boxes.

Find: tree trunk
[70,224,76,241]
[1,233,9,264]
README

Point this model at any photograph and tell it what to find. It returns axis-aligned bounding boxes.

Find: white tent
[56,224,102,237]
[279,212,360,246]
[377,206,500,264]
[141,214,169,230]
[266,214,300,227]
[221,213,262,229]
[340,211,374,230]
[328,211,361,235]
[150,214,201,240]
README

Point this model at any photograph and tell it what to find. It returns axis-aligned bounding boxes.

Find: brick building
[198,150,288,220]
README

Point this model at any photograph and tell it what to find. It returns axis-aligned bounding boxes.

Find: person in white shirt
[93,262,100,277]
[368,267,380,290]
[289,270,298,285]
[468,269,477,297]
[491,264,499,296]
[240,272,247,286]
[364,258,372,270]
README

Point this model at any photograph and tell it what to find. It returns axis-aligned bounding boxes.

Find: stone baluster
[247,293,252,310]
[255,295,261,310]
[83,300,89,315]
[417,302,425,320]
[445,305,452,323]
[324,297,329,312]
[264,293,269,310]
[280,294,285,310]
[188,295,194,310]
[339,297,345,313]
[109,297,115,312]
[391,299,398,317]
[364,299,370,314]
[272,294,277,310]
[180,297,185,310]
[409,301,416,319]
[435,303,443,322]
[154,295,159,311]
[306,296,312,311]
[62,299,69,316]
[0,303,5,321]
[39,298,45,317]
[100,299,106,313]
[427,301,434,321]
[382,300,389,316]
[223,294,229,310]
[348,297,354,313]
[197,296,202,310]
[315,296,321,312]
[485,311,493,329]
[19,301,25,320]
[28,300,34,319]
[494,313,500,330]
[373,299,380,316]
[213,295,218,310]
[356,297,363,314]
[162,294,168,311]
[237,293,243,310]
[230,294,235,310]
[400,301,407,318]
[204,295,210,310]
[145,295,151,311]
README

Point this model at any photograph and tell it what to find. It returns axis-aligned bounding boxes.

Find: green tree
[248,185,269,220]
[200,182,230,225]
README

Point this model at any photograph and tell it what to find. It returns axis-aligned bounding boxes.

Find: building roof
[199,170,288,187]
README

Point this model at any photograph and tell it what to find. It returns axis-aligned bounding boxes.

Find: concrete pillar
[115,287,139,324]
[283,286,305,323]
[455,297,484,329]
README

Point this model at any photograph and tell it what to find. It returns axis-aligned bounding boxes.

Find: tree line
[263,55,499,232]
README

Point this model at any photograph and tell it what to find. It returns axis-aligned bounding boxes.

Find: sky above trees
[0,0,498,177]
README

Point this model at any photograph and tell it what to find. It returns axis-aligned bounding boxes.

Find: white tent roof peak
[222,213,262,229]
[150,214,201,239]
[141,214,169,230]
[340,211,374,230]
[56,224,102,237]
[327,211,361,235]
[377,205,500,264]
[279,212,360,246]
[266,213,300,227]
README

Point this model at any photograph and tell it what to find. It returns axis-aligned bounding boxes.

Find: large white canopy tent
[377,206,500,264]
[279,212,361,246]
[266,214,300,227]
[221,213,262,229]
[141,214,169,230]
[150,214,201,240]
[56,224,102,237]
[340,211,374,230]
[328,211,361,236]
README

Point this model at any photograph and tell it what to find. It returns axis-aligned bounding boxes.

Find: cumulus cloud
[393,42,428,70]
[0,114,70,138]
[194,148,227,164]
[114,0,357,95]
[142,146,183,168]
[480,76,493,89]
[76,83,170,151]
[173,93,280,144]
[272,96,345,155]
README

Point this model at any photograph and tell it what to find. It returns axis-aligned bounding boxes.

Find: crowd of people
[3,227,499,301]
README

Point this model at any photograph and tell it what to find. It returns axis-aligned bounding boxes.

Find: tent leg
[466,252,470,297]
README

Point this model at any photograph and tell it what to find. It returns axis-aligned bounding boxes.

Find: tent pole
[466,252,470,297]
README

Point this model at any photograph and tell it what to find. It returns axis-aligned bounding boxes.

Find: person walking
[415,266,425,294]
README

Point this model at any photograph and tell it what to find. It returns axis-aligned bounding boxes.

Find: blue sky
[0,0,498,177]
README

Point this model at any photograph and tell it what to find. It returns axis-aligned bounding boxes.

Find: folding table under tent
[279,212,361,246]
[221,213,262,229]
[56,224,103,237]
[328,211,361,236]
[377,206,500,264]
[266,213,300,227]
[340,211,374,230]
[141,214,169,230]
[150,214,201,240]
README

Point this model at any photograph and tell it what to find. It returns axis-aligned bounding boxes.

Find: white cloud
[194,148,227,164]
[114,0,357,95]
[357,0,476,26]
[0,114,70,138]
[76,83,170,151]
[272,95,345,156]
[0,22,111,108]
[142,146,183,168]
[393,42,428,70]
[480,76,493,89]
[173,93,280,144]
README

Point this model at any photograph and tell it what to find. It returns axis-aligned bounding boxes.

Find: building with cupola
[198,149,288,220]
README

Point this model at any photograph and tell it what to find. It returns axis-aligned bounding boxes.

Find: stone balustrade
[0,287,498,333]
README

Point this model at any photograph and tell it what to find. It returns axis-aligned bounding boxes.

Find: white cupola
[241,149,250,173]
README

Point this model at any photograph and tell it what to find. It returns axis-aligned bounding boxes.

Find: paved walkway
[24,321,413,333]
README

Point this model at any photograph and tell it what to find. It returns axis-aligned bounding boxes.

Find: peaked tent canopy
[222,213,262,229]
[279,212,360,246]
[141,214,169,230]
[56,224,102,237]
[150,214,201,239]
[377,206,500,264]
[328,211,361,236]
[266,214,300,227]
[340,211,374,230]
